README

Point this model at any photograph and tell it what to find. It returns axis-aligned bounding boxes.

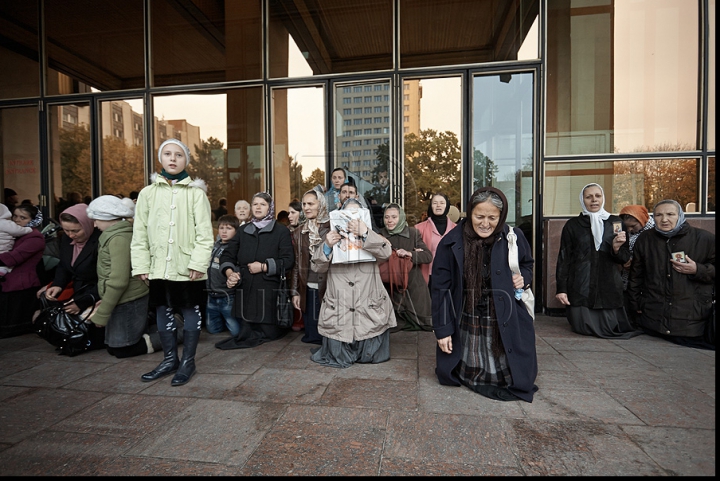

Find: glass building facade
[0,0,714,312]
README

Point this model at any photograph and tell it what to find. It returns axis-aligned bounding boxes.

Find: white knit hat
[87,195,135,221]
[158,139,191,166]
[120,197,136,218]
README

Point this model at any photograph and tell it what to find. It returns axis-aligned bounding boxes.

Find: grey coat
[311,229,397,343]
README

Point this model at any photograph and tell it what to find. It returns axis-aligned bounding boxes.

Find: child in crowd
[86,195,159,358]
[0,204,32,277]
[206,214,241,337]
[131,138,214,387]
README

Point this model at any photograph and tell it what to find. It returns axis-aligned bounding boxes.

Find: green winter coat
[131,174,214,281]
[94,220,149,326]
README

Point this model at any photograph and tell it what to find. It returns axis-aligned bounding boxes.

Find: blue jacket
[431,219,538,402]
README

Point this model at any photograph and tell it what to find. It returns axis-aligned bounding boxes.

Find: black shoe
[141,331,179,381]
[171,329,200,386]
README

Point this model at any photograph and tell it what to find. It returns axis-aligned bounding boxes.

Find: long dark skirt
[310,330,390,368]
[0,287,38,338]
[214,321,288,350]
[567,306,643,339]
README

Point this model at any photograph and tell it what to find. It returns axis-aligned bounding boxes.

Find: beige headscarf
[301,186,329,255]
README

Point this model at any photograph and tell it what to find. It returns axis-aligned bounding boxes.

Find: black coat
[220,220,295,324]
[555,214,630,308]
[431,220,538,402]
[628,223,715,337]
[51,229,101,311]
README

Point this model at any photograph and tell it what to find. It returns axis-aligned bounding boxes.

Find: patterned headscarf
[652,199,687,238]
[384,203,407,236]
[301,186,329,255]
[28,208,43,228]
[251,192,275,230]
[579,183,611,250]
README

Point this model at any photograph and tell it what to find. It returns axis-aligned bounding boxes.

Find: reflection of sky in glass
[473,73,533,179]
[153,94,228,147]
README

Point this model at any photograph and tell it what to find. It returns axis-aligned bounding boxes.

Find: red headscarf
[619,205,650,226]
[61,203,95,265]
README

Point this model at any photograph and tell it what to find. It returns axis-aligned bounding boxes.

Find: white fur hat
[87,195,135,221]
[158,139,191,166]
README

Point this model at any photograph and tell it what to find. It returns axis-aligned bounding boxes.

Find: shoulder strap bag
[507,226,535,320]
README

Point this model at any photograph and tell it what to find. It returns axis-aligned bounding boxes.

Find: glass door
[471,71,535,243]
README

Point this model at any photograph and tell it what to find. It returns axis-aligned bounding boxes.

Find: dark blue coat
[431,220,538,402]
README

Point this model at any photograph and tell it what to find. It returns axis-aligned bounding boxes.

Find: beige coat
[311,229,396,343]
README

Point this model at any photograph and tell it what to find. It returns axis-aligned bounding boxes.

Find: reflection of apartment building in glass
[100,101,143,147]
[158,119,201,159]
[337,80,420,182]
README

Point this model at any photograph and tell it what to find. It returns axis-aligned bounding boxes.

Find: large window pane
[99,99,146,197]
[472,72,534,233]
[708,0,715,150]
[403,77,462,226]
[1,107,40,206]
[0,1,39,99]
[272,86,325,209]
[49,103,92,218]
[400,0,539,69]
[45,0,144,95]
[334,80,391,206]
[151,0,262,87]
[546,0,699,155]
[544,158,699,216]
[153,88,264,219]
[268,0,393,78]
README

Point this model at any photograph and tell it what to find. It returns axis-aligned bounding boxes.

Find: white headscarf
[579,183,610,250]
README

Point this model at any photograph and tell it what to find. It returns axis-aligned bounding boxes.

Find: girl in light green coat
[131,139,214,387]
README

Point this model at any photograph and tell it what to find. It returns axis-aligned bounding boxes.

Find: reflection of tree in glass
[472,148,499,189]
[186,137,227,212]
[289,157,324,201]
[101,136,144,197]
[59,125,91,202]
[403,129,463,223]
[614,143,698,212]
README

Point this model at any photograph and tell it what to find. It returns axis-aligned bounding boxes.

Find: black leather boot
[171,329,200,386]
[140,331,179,381]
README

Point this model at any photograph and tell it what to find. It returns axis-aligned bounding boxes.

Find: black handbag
[34,294,100,356]
[275,260,293,329]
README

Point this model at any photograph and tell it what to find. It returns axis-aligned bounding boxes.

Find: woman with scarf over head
[216,192,295,349]
[0,205,46,338]
[38,203,106,350]
[555,183,641,339]
[290,187,330,344]
[379,203,433,331]
[414,193,457,291]
[432,186,537,402]
[628,200,715,349]
[618,204,655,325]
[310,198,396,368]
[432,187,538,402]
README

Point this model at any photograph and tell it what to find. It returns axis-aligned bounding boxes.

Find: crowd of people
[1,145,715,403]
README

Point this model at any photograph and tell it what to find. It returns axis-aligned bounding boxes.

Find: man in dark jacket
[628,199,715,350]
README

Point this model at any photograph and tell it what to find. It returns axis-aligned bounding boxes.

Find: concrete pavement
[0,314,714,476]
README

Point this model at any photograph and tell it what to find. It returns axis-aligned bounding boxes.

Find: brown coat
[311,229,397,343]
[379,225,433,329]
[290,221,330,312]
